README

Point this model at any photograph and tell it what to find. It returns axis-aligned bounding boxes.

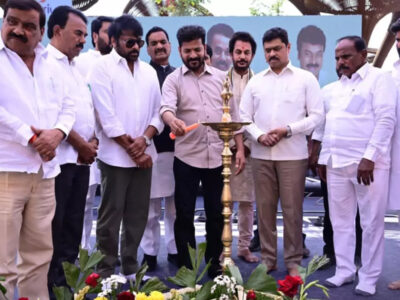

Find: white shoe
[325,274,354,287]
[355,283,376,296]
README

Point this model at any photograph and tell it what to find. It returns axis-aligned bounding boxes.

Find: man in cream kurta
[227,31,259,263]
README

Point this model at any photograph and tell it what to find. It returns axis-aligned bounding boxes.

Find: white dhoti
[81,161,101,251]
[327,163,388,292]
[140,152,177,255]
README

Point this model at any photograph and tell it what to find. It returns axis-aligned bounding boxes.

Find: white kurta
[389,60,400,210]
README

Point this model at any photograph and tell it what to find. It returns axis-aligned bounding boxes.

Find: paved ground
[87,194,400,300]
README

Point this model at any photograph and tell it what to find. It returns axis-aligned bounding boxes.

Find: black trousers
[173,158,223,268]
[48,163,89,291]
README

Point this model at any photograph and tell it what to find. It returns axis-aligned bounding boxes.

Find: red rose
[117,291,135,300]
[278,275,303,298]
[247,289,256,299]
[85,273,100,288]
[19,298,29,300]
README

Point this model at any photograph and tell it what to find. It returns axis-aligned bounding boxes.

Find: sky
[0,0,397,68]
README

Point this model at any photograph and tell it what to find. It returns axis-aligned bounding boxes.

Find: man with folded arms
[89,15,163,279]
[0,1,75,299]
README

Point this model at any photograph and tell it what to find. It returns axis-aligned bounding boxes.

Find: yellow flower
[136,292,148,300]
[149,291,164,300]
[94,297,108,300]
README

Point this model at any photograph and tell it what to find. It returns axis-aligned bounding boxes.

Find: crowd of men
[1,0,400,299]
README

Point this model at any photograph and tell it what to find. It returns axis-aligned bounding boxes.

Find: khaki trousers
[231,157,255,251]
[0,170,55,300]
[251,159,307,269]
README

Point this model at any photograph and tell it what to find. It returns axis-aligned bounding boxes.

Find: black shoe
[208,264,222,278]
[141,254,157,272]
[249,235,260,252]
[302,233,310,258]
[167,253,179,267]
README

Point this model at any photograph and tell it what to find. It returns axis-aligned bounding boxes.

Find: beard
[183,56,204,72]
[233,60,250,73]
[98,37,112,55]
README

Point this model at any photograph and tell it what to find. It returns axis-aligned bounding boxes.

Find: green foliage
[0,276,7,297]
[130,263,168,294]
[53,247,105,300]
[168,242,211,289]
[249,0,285,16]
[156,0,212,16]
[244,264,277,294]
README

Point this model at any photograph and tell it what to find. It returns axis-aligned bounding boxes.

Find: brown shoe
[287,266,300,277]
[237,249,260,263]
[388,280,400,290]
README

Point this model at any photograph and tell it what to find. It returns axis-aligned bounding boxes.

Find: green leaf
[140,277,168,294]
[0,284,6,296]
[83,250,105,272]
[168,266,196,288]
[298,265,307,282]
[244,264,277,293]
[75,268,94,291]
[195,242,207,271]
[52,285,73,300]
[195,280,213,300]
[196,259,211,284]
[62,262,80,290]
[134,263,149,292]
[79,247,89,271]
[226,264,243,286]
[188,244,197,271]
[305,256,330,277]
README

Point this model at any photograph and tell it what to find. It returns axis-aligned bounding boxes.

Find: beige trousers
[251,159,307,269]
[0,171,55,300]
[230,157,255,251]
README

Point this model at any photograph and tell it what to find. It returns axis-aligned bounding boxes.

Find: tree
[249,0,286,16]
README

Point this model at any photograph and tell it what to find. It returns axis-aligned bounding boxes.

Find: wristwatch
[143,135,151,146]
[286,125,292,138]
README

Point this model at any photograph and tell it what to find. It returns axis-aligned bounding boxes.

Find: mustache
[337,65,350,72]
[188,57,201,63]
[76,43,84,49]
[155,48,166,54]
[8,32,28,43]
[129,49,139,56]
[269,56,279,62]
[236,59,248,64]
[306,63,319,68]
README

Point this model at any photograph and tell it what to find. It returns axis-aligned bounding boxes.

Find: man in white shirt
[240,27,323,276]
[89,15,163,278]
[0,1,75,299]
[312,36,396,296]
[45,6,97,295]
[387,19,400,291]
[227,31,259,263]
[140,26,178,272]
[75,15,113,252]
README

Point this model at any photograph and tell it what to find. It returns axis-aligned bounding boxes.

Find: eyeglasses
[120,38,144,48]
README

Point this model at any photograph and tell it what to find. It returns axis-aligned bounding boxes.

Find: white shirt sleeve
[89,61,126,138]
[289,73,324,136]
[0,107,33,146]
[149,75,164,135]
[239,80,264,141]
[363,72,397,161]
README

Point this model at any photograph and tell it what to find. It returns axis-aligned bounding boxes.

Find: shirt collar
[394,59,400,70]
[150,60,172,71]
[182,62,212,76]
[110,48,140,69]
[264,61,294,76]
[47,43,71,64]
[339,62,369,82]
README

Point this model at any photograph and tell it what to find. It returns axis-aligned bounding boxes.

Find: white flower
[219,295,229,300]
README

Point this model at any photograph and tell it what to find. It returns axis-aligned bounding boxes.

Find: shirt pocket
[345,93,368,115]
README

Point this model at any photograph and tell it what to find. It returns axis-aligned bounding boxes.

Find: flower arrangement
[46,243,329,300]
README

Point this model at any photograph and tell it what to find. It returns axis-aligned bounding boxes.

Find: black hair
[206,23,234,46]
[296,25,326,52]
[206,44,213,58]
[262,27,289,46]
[91,16,114,47]
[176,25,205,47]
[229,31,257,54]
[108,15,143,41]
[4,0,46,29]
[391,18,400,34]
[145,26,169,45]
[337,35,366,52]
[47,5,87,39]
